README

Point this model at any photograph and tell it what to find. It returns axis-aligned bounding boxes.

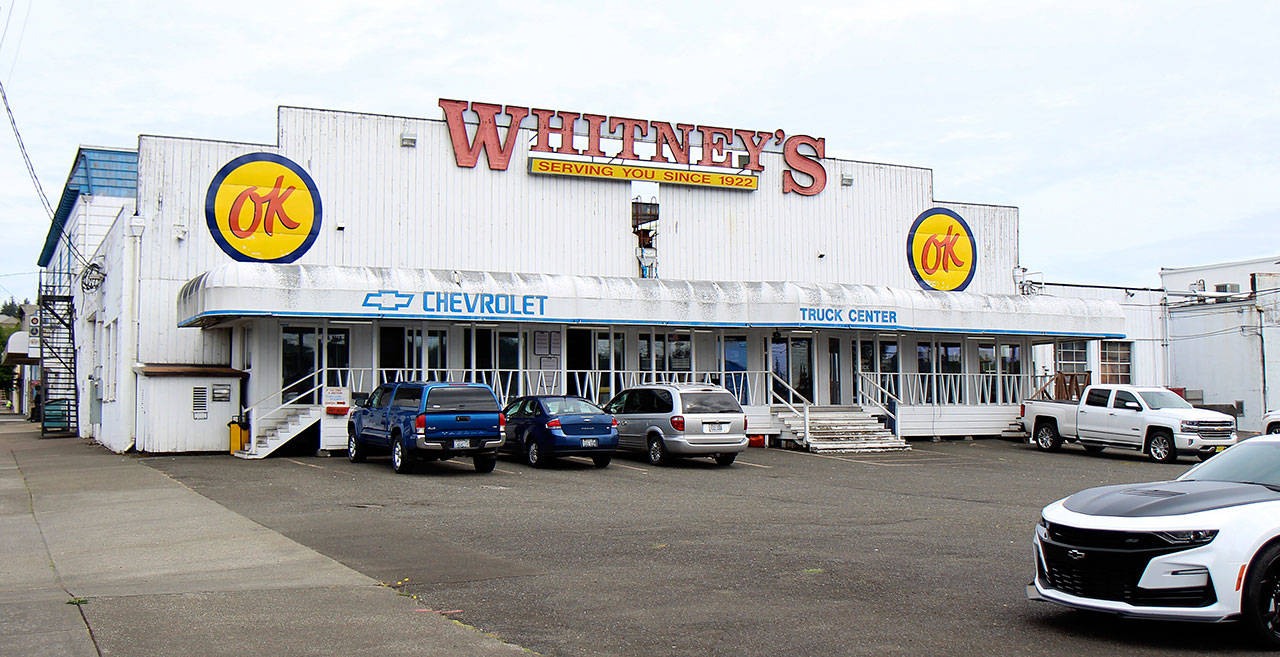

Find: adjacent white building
[37,101,1127,454]
[1035,256,1280,433]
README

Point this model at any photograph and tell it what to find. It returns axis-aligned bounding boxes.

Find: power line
[0,0,15,52]
[0,76,88,268]
[5,0,32,81]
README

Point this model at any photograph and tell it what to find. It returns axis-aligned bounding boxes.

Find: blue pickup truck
[347,381,505,474]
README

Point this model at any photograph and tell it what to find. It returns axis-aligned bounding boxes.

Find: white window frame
[1054,340,1089,374]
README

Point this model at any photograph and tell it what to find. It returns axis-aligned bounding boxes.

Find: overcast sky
[0,0,1277,302]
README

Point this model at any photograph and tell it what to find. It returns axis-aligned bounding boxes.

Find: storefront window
[916,341,935,403]
[977,344,996,374]
[1055,340,1088,374]
[723,336,748,403]
[325,328,349,386]
[668,333,691,371]
[379,326,422,378]
[878,340,899,397]
[1101,341,1132,384]
[828,337,840,405]
[425,330,447,371]
[999,343,1021,375]
[243,327,252,371]
[916,342,934,373]
[977,343,996,403]
[879,341,899,373]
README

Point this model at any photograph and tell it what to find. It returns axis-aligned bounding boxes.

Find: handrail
[856,371,901,439]
[767,372,811,445]
[244,368,323,410]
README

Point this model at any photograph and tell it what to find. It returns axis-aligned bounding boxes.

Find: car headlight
[1180,420,1197,432]
[1036,517,1049,540]
[1154,530,1218,546]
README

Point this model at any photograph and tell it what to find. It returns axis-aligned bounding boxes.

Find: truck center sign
[439,99,828,195]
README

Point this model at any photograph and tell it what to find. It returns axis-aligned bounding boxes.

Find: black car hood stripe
[1063,479,1280,517]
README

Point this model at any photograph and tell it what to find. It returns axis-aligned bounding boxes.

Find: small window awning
[177,263,1125,339]
[3,330,38,366]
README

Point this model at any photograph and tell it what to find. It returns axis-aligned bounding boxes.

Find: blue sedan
[500,396,618,468]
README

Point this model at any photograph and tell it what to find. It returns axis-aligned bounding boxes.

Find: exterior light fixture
[840,174,854,186]
[400,131,417,148]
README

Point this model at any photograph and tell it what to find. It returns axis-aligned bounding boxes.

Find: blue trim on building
[38,148,139,267]
[177,308,1126,339]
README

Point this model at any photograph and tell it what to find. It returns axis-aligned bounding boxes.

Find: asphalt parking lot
[146,440,1272,657]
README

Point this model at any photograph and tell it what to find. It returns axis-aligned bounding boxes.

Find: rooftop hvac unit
[1215,283,1241,294]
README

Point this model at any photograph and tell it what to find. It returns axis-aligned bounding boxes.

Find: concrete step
[808,439,911,451]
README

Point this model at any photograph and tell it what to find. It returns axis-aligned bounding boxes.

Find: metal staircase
[777,406,910,453]
[37,270,78,438]
[234,405,324,459]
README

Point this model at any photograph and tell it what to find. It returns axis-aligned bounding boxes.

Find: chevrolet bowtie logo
[362,290,414,311]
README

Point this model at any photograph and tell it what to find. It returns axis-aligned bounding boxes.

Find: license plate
[451,439,470,449]
[1215,445,1228,452]
[705,423,729,433]
[581,438,598,448]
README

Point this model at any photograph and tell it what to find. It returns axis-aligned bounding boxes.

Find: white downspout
[124,216,145,451]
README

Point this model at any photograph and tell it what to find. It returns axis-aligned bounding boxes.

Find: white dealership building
[26,100,1129,455]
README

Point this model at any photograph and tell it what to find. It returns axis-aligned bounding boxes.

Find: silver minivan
[603,384,748,466]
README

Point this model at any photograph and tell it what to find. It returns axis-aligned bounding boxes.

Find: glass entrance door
[770,335,814,404]
[325,328,350,386]
[722,336,748,403]
[566,329,622,403]
[282,327,317,404]
[379,326,422,382]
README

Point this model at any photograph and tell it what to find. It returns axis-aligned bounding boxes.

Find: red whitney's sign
[438,99,828,195]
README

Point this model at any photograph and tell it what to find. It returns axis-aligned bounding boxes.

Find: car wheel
[474,454,497,473]
[714,453,737,466]
[1081,444,1105,455]
[391,439,413,474]
[1269,423,1280,435]
[347,427,365,463]
[1147,432,1177,464]
[591,455,611,468]
[647,436,669,466]
[1242,543,1280,650]
[1034,423,1062,451]
[525,437,545,468]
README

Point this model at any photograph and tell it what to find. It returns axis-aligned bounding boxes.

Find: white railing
[239,367,1035,451]
[896,373,1033,406]
[247,368,779,414]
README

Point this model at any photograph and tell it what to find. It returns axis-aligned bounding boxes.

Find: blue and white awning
[177,263,1125,339]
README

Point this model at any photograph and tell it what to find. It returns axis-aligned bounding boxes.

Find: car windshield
[681,392,743,414]
[541,398,604,415]
[424,387,498,412]
[1138,390,1193,410]
[1180,442,1280,488]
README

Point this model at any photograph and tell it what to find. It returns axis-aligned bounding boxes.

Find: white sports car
[1029,435,1280,649]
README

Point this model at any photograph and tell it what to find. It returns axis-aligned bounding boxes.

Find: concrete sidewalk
[0,417,528,656]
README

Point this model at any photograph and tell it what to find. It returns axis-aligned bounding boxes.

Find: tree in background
[1,297,22,318]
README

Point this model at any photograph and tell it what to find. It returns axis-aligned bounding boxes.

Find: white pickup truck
[1019,384,1238,463]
